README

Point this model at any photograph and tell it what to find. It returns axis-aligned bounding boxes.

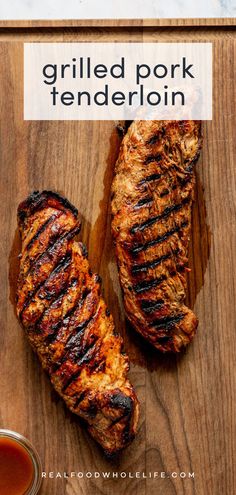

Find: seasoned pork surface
[111,120,202,352]
[16,191,139,455]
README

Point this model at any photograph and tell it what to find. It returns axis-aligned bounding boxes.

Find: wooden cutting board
[0,19,235,495]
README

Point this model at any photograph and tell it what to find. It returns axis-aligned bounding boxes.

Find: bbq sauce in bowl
[0,430,42,495]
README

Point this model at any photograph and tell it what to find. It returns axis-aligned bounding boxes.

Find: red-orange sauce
[0,437,34,495]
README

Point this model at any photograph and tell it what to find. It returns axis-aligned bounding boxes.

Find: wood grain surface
[0,21,235,495]
[0,18,235,28]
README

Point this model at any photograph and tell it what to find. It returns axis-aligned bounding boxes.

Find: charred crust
[134,196,153,209]
[86,400,98,418]
[17,190,79,225]
[185,151,201,173]
[130,220,189,255]
[140,298,164,313]
[22,224,80,284]
[109,392,133,417]
[157,335,173,346]
[151,313,185,330]
[80,243,88,258]
[145,153,162,164]
[25,213,60,251]
[133,274,166,294]
[146,127,165,145]
[73,391,86,409]
[147,134,161,145]
[130,196,191,235]
[160,188,170,198]
[116,121,132,137]
[95,274,102,284]
[139,172,161,185]
[131,253,171,274]
[94,361,106,373]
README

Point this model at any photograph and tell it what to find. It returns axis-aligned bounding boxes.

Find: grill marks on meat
[16,191,139,455]
[111,120,202,352]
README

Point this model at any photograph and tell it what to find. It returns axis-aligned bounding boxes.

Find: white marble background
[0,0,235,20]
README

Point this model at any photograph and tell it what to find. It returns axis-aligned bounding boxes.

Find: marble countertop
[0,0,235,20]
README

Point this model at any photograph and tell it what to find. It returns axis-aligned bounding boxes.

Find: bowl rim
[0,428,42,495]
